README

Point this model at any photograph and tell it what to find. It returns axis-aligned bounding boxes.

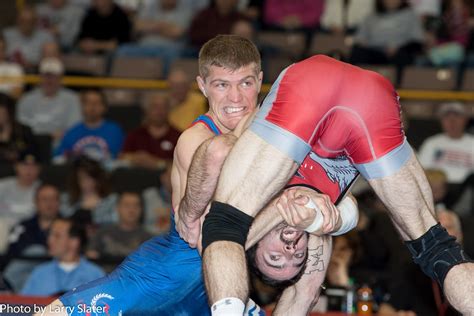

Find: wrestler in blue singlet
[60,115,220,316]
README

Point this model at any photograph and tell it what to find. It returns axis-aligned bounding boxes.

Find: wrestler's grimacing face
[197,64,261,133]
[255,224,308,281]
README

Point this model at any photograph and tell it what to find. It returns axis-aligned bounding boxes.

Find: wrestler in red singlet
[252,55,412,199]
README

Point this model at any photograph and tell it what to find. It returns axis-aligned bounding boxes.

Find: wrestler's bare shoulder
[174,121,216,169]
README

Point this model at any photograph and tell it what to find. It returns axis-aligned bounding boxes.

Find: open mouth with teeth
[280,227,304,245]
[224,106,246,114]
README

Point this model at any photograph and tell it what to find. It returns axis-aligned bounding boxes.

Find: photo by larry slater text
[0,303,108,314]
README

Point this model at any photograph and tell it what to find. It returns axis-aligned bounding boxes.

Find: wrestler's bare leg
[369,153,474,314]
[368,153,437,240]
[202,130,298,304]
[33,299,67,316]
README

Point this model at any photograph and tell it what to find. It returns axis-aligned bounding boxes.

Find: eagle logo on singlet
[307,152,359,193]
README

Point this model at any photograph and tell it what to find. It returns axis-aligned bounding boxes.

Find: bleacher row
[64,53,474,91]
[0,161,161,194]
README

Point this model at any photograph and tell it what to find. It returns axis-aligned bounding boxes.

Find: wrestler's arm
[175,127,238,247]
[245,190,355,250]
[179,132,237,222]
[245,198,283,250]
[273,235,332,316]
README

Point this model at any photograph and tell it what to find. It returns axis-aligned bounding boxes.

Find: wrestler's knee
[207,134,237,165]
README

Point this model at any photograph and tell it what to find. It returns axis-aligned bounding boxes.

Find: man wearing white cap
[16,57,81,141]
[418,102,474,185]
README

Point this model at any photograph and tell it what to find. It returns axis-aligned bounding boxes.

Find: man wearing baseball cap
[16,57,81,141]
[418,102,473,185]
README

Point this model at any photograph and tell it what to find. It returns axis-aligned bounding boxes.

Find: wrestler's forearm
[245,199,283,250]
[180,134,237,221]
[273,235,332,316]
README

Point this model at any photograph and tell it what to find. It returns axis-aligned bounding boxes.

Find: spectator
[0,35,24,99]
[313,231,365,312]
[63,156,117,226]
[418,102,474,185]
[240,0,265,27]
[16,57,82,141]
[0,150,41,240]
[21,217,105,296]
[325,232,363,288]
[87,191,151,261]
[143,164,172,234]
[0,94,37,165]
[121,93,180,169]
[54,88,124,164]
[3,184,61,292]
[263,0,325,31]
[167,67,207,132]
[189,0,245,48]
[409,0,441,19]
[180,0,209,12]
[41,41,62,59]
[438,209,463,243]
[78,0,131,55]
[231,19,256,40]
[452,173,474,217]
[115,0,142,16]
[424,0,470,66]
[320,0,375,34]
[36,0,85,50]
[116,0,193,75]
[2,7,55,69]
[69,0,92,11]
[349,0,424,79]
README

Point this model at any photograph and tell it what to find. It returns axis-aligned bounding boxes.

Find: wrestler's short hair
[198,35,261,79]
[246,243,308,289]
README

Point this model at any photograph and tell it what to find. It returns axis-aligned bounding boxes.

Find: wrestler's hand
[175,210,201,248]
[276,187,340,235]
[276,188,315,230]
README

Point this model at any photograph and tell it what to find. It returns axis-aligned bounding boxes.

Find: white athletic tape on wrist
[330,196,358,236]
[304,199,324,233]
[211,297,245,316]
[304,197,358,235]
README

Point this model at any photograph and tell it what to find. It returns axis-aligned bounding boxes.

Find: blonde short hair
[198,35,261,79]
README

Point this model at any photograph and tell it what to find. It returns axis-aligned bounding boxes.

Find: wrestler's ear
[257,71,263,93]
[196,76,208,98]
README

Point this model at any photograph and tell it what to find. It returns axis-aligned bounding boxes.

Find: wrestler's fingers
[293,195,312,222]
[322,195,337,232]
[310,195,331,233]
[276,197,292,225]
[286,200,301,226]
[278,193,294,222]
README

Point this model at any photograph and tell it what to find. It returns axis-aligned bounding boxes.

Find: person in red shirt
[120,92,180,169]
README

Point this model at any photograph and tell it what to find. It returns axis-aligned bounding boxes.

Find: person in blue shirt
[53,88,124,163]
[21,217,105,296]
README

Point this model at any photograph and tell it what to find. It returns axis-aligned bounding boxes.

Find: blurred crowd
[0,0,472,315]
